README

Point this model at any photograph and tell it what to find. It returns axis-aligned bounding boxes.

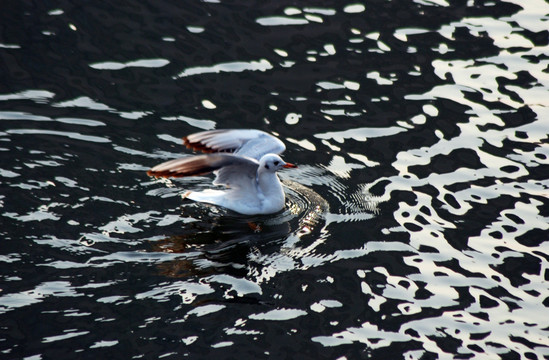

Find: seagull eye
[274,161,279,166]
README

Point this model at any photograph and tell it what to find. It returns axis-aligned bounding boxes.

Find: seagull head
[259,154,297,172]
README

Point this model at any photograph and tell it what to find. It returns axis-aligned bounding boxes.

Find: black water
[1,0,548,359]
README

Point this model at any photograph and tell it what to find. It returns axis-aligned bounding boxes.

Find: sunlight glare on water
[0,0,548,359]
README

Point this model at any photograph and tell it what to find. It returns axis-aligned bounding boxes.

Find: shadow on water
[147,180,333,280]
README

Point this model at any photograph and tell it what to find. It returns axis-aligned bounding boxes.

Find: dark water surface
[1,0,548,359]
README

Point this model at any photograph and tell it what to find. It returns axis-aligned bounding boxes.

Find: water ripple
[1,0,548,358]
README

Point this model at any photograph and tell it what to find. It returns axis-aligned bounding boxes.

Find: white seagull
[147,129,297,215]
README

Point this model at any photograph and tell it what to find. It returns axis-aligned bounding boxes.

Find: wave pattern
[0,0,548,359]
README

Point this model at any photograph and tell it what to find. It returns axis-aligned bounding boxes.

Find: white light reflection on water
[53,96,115,111]
[0,89,54,102]
[315,126,407,143]
[309,1,549,356]
[256,16,309,26]
[175,59,273,78]
[89,58,170,70]
[0,281,81,314]
[249,308,307,321]
[6,129,110,143]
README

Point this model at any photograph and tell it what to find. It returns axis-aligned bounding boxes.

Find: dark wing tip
[147,169,184,178]
[147,156,221,178]
[182,132,238,154]
[147,167,218,178]
[182,136,216,153]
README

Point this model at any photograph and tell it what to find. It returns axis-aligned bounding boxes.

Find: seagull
[147,129,297,215]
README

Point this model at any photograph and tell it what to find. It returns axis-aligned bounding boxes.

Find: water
[1,0,548,359]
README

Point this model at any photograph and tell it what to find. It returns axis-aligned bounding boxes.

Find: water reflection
[175,59,273,78]
[147,180,330,279]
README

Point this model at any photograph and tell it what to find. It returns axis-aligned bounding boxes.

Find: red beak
[283,162,297,168]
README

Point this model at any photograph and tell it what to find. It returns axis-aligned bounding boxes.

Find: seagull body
[147,129,297,215]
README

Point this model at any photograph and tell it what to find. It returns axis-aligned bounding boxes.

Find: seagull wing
[183,129,286,160]
[147,153,259,189]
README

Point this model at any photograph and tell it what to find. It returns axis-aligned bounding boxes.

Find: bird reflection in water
[150,181,329,279]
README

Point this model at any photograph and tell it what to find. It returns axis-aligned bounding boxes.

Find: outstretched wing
[183,129,286,161]
[147,153,259,188]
